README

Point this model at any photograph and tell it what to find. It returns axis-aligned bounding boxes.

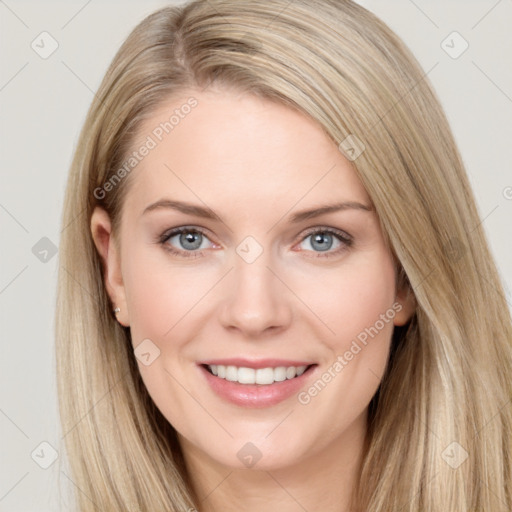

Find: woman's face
[91,87,414,472]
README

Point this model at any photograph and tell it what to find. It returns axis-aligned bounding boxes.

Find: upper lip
[198,358,315,369]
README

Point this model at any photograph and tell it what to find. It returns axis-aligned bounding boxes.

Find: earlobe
[90,207,130,327]
[393,285,416,326]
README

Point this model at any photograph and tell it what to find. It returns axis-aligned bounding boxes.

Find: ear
[90,207,130,327]
[393,269,416,326]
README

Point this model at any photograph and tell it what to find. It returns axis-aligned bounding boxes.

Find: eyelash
[157,226,353,259]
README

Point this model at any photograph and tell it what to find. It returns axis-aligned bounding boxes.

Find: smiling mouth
[202,363,316,385]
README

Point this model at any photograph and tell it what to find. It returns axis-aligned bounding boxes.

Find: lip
[197,362,318,408]
[197,358,315,369]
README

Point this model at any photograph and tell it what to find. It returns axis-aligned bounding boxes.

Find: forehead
[123,89,370,219]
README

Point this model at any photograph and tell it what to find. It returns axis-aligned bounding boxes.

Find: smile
[198,360,318,408]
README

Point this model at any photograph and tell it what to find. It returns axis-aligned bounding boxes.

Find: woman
[55,0,512,510]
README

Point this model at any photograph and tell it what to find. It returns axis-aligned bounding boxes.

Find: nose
[218,252,293,338]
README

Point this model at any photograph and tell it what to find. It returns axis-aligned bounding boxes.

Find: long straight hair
[55,1,512,510]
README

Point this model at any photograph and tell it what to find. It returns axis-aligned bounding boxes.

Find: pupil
[312,233,332,251]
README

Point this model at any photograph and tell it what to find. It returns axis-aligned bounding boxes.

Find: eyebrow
[142,199,373,223]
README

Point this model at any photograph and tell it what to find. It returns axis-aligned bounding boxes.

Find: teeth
[207,364,308,385]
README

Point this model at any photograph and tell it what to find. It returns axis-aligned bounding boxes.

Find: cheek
[296,250,397,349]
[121,247,210,433]
[291,252,397,432]
[123,245,216,342]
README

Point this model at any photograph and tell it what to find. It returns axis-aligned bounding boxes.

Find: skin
[91,87,415,512]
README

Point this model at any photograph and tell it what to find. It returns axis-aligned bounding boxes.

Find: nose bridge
[218,239,292,335]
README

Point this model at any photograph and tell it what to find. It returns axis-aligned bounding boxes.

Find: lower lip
[198,364,317,408]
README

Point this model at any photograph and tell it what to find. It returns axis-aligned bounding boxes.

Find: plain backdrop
[1,1,511,510]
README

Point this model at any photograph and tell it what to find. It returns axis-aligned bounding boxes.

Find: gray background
[1,1,511,510]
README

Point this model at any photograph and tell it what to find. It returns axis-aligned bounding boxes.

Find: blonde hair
[55,1,512,510]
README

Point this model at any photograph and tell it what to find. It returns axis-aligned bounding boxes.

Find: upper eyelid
[162,225,214,239]
[299,226,352,240]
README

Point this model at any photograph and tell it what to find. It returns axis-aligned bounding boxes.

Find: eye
[158,225,352,259]
[296,227,352,257]
[159,227,215,258]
